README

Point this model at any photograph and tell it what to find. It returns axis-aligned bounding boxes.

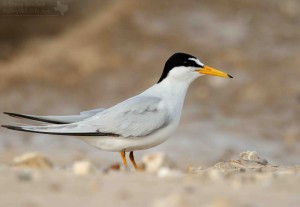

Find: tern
[2,52,233,170]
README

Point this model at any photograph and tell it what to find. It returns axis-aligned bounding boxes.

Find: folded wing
[2,96,170,138]
[81,96,170,137]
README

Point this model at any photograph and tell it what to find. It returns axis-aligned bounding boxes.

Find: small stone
[239,151,260,161]
[13,152,53,169]
[257,159,268,166]
[239,151,268,166]
[157,167,183,178]
[215,158,269,171]
[108,163,121,171]
[72,160,96,175]
[142,152,176,173]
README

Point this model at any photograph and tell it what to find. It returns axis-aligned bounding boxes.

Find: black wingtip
[2,125,24,131]
[3,112,26,119]
[228,74,233,78]
[3,112,66,124]
[4,112,17,117]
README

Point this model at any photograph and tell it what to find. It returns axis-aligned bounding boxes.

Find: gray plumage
[3,96,169,138]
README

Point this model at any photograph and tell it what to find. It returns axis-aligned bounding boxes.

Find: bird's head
[158,52,233,84]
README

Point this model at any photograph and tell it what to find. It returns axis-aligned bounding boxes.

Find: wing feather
[3,108,105,124]
[2,96,169,138]
[78,96,169,137]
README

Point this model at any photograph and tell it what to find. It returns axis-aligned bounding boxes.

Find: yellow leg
[129,151,139,170]
[120,151,127,168]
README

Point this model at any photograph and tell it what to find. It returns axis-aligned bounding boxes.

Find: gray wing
[3,108,105,124]
[2,96,170,137]
[81,96,170,137]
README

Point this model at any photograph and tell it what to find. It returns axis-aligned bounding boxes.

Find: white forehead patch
[188,58,204,67]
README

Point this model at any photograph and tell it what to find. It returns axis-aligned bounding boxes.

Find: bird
[2,52,233,170]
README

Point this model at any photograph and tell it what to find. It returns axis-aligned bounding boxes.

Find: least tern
[2,52,233,170]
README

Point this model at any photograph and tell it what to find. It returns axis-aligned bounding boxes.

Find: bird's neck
[156,78,190,98]
[143,78,191,113]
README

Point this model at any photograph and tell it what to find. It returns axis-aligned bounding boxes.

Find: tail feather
[1,124,119,137]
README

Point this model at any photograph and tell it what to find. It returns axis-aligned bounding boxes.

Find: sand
[0,151,299,207]
[0,0,300,206]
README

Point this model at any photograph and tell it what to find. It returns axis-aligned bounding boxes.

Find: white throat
[156,77,191,99]
[142,76,193,119]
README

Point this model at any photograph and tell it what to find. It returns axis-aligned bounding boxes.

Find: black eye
[184,60,203,68]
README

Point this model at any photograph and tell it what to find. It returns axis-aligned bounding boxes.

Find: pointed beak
[196,65,233,78]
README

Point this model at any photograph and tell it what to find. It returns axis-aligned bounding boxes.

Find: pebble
[72,160,96,175]
[108,163,121,171]
[157,167,183,178]
[240,151,268,165]
[214,151,269,170]
[142,152,176,173]
[239,151,260,161]
[13,152,53,169]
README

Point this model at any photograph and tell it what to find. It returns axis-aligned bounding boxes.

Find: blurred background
[0,0,299,168]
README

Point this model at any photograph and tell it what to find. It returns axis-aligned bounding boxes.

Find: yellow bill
[196,65,233,78]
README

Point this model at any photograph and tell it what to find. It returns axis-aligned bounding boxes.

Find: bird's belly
[79,122,178,152]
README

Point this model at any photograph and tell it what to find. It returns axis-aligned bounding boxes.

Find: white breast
[80,78,191,152]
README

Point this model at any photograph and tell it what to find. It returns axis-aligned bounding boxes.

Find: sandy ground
[0,0,300,206]
[0,151,300,207]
